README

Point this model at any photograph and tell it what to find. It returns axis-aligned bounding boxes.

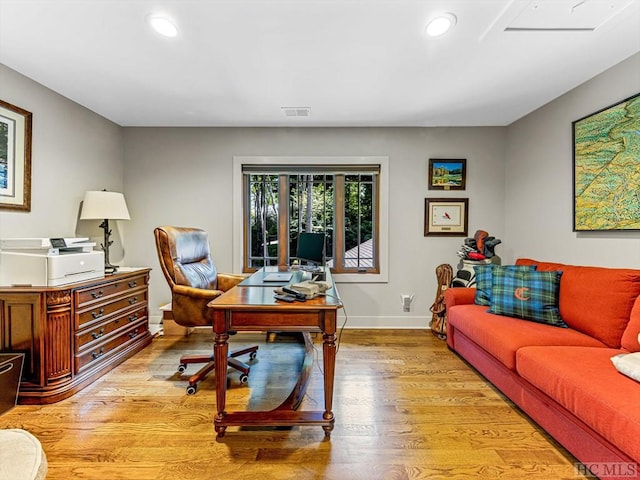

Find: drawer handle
[91,308,105,319]
[0,363,14,375]
[91,348,105,360]
[91,328,105,339]
[128,280,138,288]
[129,330,139,339]
[91,290,104,299]
[128,313,138,322]
[128,296,138,305]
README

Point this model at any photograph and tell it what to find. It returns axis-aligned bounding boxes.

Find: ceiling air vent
[282,107,310,117]
[504,0,635,32]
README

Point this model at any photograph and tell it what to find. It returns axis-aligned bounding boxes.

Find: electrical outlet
[400,294,414,312]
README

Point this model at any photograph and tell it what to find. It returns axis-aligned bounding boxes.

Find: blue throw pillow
[473,264,536,306]
[488,267,566,327]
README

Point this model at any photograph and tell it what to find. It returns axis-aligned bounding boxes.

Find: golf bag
[429,263,453,340]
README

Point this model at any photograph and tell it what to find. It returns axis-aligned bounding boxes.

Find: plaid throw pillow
[473,264,536,306]
[488,267,566,327]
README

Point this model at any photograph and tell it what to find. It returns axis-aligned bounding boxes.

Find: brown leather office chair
[154,226,258,395]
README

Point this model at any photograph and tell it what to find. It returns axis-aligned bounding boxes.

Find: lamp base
[104,264,119,274]
[99,218,120,275]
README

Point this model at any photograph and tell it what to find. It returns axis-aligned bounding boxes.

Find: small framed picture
[428,158,466,190]
[424,198,468,236]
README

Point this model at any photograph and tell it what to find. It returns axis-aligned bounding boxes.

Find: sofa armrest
[444,287,476,309]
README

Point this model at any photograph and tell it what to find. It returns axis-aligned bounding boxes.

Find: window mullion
[261,177,270,263]
[242,174,251,272]
[357,179,362,265]
[278,174,289,267]
[334,174,346,272]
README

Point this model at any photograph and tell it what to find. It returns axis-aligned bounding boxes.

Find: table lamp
[80,190,130,273]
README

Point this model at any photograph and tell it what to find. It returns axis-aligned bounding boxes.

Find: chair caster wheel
[178,363,187,373]
[186,384,197,395]
[249,352,257,361]
[239,373,249,384]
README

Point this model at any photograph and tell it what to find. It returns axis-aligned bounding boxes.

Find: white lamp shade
[80,191,131,220]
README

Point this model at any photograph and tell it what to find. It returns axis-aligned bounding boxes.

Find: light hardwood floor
[0,329,587,480]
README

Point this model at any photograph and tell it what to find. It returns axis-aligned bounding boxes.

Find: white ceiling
[0,0,639,127]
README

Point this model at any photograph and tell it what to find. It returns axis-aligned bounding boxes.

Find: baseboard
[341,315,430,329]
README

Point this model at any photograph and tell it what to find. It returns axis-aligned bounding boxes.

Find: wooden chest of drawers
[0,269,152,404]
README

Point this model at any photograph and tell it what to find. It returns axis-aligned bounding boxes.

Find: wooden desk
[207,269,342,437]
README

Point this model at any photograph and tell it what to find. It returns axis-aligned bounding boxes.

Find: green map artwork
[573,93,640,231]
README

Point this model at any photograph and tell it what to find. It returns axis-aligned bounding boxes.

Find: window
[233,157,388,282]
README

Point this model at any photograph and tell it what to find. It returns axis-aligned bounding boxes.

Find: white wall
[0,64,124,245]
[505,53,640,268]
[123,127,506,327]
[3,51,637,329]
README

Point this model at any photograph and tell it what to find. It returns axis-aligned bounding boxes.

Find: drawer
[75,273,148,308]
[75,321,148,373]
[75,307,147,351]
[76,290,148,329]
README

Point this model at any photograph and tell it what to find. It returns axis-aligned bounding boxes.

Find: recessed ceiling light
[147,15,178,38]
[425,13,457,37]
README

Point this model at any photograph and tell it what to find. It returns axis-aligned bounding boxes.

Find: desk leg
[322,312,337,437]
[213,323,229,437]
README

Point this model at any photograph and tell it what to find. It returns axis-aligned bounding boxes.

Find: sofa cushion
[516,259,640,348]
[473,264,536,306]
[447,304,605,370]
[516,346,640,462]
[621,295,640,353]
[488,267,566,327]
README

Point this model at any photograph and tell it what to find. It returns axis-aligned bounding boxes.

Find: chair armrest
[217,273,247,291]
[171,286,224,327]
[173,284,224,300]
[444,287,477,309]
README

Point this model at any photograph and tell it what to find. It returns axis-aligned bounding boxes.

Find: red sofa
[445,258,640,480]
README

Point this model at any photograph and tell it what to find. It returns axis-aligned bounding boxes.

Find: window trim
[233,156,389,283]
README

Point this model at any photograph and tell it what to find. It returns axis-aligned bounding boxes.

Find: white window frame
[233,156,389,283]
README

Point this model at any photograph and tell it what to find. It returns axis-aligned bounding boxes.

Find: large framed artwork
[0,100,32,211]
[428,158,466,190]
[424,198,468,236]
[573,93,640,231]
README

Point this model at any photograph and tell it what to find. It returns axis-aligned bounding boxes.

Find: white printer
[0,237,105,287]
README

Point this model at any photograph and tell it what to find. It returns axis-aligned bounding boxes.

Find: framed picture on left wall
[0,100,32,211]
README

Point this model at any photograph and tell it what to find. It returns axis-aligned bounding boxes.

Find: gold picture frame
[424,198,468,236]
[0,99,32,211]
